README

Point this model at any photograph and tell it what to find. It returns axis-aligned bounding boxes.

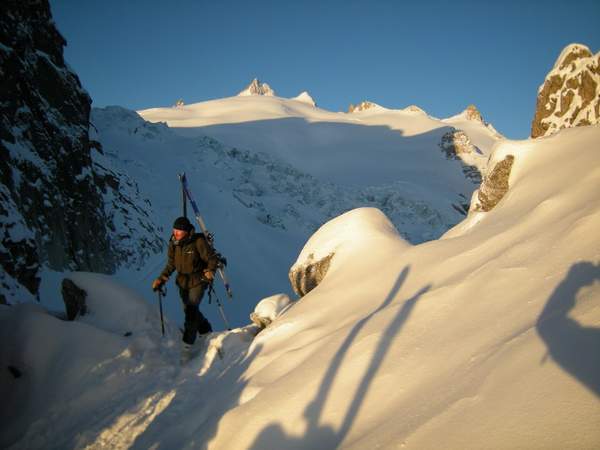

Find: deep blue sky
[50,0,599,139]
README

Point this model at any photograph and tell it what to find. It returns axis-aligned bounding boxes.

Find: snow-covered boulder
[250,293,292,329]
[289,208,410,297]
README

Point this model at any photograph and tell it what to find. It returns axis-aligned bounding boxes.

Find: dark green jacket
[160,231,219,289]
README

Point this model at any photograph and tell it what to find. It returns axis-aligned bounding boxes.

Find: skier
[152,216,220,361]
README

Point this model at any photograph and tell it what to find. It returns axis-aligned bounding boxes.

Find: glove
[203,270,215,282]
[152,277,165,291]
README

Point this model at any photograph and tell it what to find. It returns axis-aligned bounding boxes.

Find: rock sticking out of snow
[250,293,293,329]
[238,78,276,97]
[531,43,599,138]
[347,100,381,113]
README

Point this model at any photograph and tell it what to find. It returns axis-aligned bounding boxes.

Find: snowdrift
[200,125,600,450]
[1,125,599,449]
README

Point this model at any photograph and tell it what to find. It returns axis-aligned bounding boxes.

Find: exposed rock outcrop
[0,2,162,303]
[1,0,114,301]
[463,104,484,122]
[288,253,334,297]
[439,129,483,184]
[61,278,87,320]
[471,155,515,212]
[531,43,599,138]
[238,78,276,97]
[348,101,379,113]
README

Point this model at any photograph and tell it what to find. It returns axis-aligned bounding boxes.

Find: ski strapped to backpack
[178,173,233,329]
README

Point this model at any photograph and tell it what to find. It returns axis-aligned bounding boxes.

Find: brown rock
[475,155,515,212]
[531,44,599,138]
[348,101,377,113]
[464,104,483,122]
[288,253,334,297]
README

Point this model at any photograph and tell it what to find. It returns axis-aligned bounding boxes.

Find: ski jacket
[160,231,219,290]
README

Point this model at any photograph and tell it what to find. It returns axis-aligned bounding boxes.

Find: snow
[2,122,599,448]
[291,91,316,106]
[251,293,293,326]
[292,207,410,272]
[67,98,491,332]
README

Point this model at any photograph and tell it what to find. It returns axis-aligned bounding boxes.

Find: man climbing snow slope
[153,216,220,362]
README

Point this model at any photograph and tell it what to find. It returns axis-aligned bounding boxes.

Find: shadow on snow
[249,265,431,450]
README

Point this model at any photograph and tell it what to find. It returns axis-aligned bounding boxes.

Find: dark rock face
[531,44,599,138]
[473,155,515,212]
[439,129,482,184]
[289,253,334,297]
[61,278,87,320]
[0,1,121,302]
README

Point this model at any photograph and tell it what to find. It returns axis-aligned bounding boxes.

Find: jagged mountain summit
[238,78,276,96]
[348,100,383,113]
[531,43,600,138]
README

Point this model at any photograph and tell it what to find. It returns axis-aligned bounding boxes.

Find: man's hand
[152,277,166,291]
[203,270,215,282]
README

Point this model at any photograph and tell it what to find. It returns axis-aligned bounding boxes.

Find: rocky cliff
[0,1,161,303]
[531,43,599,138]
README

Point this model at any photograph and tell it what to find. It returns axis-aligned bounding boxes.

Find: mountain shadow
[536,261,600,397]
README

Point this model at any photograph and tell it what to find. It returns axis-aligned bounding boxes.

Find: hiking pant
[180,284,212,345]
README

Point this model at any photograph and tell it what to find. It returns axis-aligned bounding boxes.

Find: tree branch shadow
[536,261,600,397]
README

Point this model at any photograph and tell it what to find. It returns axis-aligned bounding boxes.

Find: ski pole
[157,287,166,336]
[209,284,231,330]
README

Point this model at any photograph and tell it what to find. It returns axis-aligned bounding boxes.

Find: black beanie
[173,216,192,231]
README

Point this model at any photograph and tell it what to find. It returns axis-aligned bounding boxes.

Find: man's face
[173,229,188,240]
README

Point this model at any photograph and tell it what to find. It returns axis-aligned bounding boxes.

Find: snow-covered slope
[2,125,598,450]
[138,92,500,219]
[55,91,503,331]
[71,103,480,330]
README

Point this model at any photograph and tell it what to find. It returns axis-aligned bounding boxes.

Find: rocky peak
[531,43,599,138]
[462,104,484,122]
[348,101,379,113]
[238,78,276,97]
